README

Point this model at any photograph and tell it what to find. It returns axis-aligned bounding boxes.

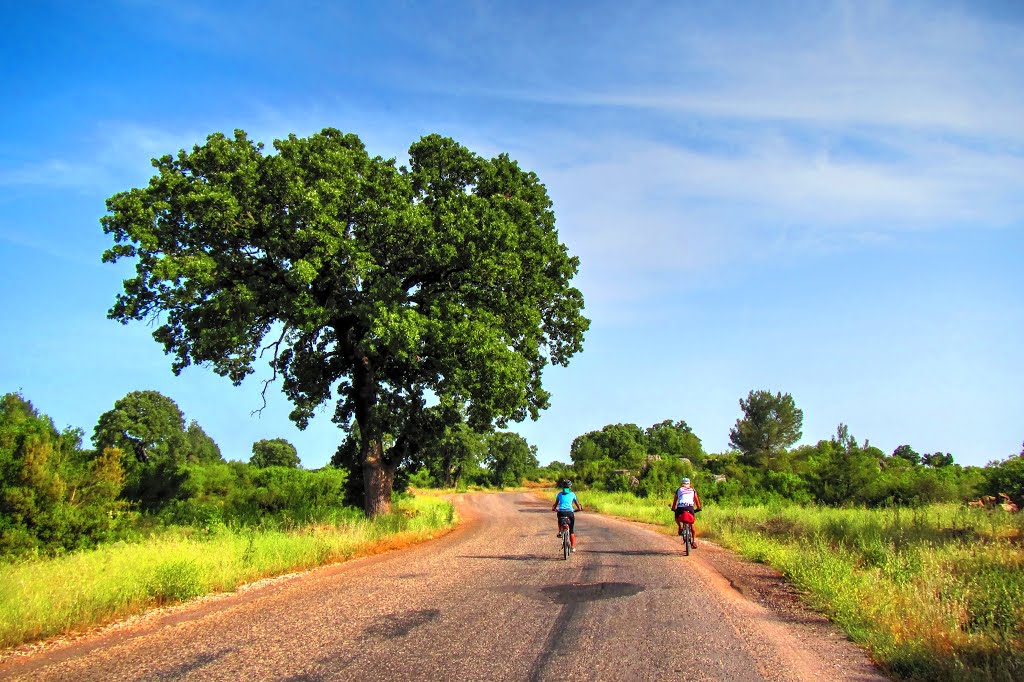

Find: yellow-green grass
[0,495,456,650]
[584,491,1024,682]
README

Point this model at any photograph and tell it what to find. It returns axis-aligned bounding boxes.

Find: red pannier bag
[681,510,696,524]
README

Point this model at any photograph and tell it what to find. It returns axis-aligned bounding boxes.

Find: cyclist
[671,477,702,547]
[552,479,583,552]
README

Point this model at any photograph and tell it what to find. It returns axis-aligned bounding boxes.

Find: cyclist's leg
[568,512,576,549]
[690,522,697,547]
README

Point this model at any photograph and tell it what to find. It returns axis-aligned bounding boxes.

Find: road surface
[0,492,887,681]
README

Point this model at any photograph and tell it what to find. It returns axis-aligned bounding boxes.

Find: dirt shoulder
[694,538,888,680]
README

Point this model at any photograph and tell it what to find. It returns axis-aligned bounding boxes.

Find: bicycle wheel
[683,526,692,556]
[562,530,571,560]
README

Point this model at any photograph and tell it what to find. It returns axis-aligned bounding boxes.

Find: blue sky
[2,1,1022,468]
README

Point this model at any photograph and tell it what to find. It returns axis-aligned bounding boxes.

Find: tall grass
[0,495,456,650]
[585,491,1024,682]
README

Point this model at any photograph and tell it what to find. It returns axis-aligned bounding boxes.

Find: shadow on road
[583,548,680,557]
[456,554,564,562]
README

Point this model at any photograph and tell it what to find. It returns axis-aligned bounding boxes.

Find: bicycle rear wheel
[683,526,692,556]
[562,530,571,559]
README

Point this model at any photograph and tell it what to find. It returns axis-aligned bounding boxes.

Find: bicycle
[674,505,697,556]
[559,516,572,560]
[681,521,694,556]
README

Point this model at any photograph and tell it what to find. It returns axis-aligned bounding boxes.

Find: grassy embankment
[585,491,1024,682]
[0,494,455,650]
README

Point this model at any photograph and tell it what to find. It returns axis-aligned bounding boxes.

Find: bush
[0,393,128,558]
[158,462,351,528]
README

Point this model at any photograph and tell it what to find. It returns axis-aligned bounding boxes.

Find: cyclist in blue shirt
[552,479,583,552]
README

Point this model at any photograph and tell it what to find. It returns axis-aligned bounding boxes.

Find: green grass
[584,491,1024,682]
[0,495,456,650]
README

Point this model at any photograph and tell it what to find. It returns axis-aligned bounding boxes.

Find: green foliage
[985,451,1024,501]
[564,412,984,509]
[571,423,646,470]
[102,128,589,516]
[728,390,803,469]
[645,419,704,462]
[922,451,955,468]
[534,460,572,484]
[567,420,707,491]
[892,444,921,466]
[418,422,487,488]
[149,559,205,605]
[92,391,223,510]
[635,457,692,498]
[484,431,538,488]
[0,393,128,558]
[184,421,223,464]
[250,438,300,468]
[92,390,187,466]
[159,462,350,528]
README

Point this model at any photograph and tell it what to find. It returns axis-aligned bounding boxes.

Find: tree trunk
[353,352,395,517]
[362,437,396,517]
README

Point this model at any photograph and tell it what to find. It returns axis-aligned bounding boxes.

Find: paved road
[0,493,886,681]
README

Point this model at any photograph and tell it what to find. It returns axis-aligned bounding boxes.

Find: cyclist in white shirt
[671,478,702,547]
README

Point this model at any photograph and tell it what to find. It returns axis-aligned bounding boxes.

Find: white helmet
[681,478,691,485]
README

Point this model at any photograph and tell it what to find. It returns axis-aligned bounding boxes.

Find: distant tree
[536,460,572,485]
[421,422,486,488]
[892,444,921,466]
[250,438,301,468]
[645,419,704,462]
[922,452,954,468]
[485,431,538,488]
[728,390,803,469]
[93,390,186,465]
[101,128,588,516]
[985,451,1024,501]
[184,421,223,464]
[834,423,857,452]
[93,390,189,507]
[808,439,879,505]
[571,423,646,470]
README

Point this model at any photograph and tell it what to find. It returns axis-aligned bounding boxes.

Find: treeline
[0,390,548,560]
[561,390,1024,508]
[0,391,350,559]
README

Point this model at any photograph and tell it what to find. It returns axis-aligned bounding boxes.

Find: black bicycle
[559,516,572,560]
[681,521,694,556]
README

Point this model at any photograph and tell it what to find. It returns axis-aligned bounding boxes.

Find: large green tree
[728,390,803,469]
[101,128,588,515]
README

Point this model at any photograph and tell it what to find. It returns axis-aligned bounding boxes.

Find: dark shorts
[556,511,575,533]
